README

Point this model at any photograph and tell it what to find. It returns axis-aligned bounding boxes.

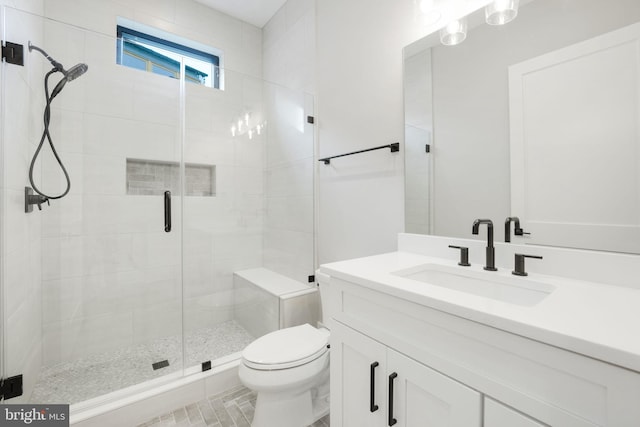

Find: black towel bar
[318,142,399,165]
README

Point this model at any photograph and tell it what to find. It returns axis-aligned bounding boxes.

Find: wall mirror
[403,0,640,254]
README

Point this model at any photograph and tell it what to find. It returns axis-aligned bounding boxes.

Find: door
[1,7,184,404]
[331,321,387,427]
[388,348,482,427]
[509,23,640,253]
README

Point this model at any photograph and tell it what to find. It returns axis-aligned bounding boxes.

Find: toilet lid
[242,324,329,370]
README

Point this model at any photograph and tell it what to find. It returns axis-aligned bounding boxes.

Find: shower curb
[69,359,241,427]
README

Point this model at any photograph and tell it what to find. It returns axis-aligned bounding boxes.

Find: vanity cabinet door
[388,349,482,427]
[484,398,546,427]
[331,321,387,427]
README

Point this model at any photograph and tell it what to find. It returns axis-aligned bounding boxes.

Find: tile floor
[31,321,254,404]
[137,384,330,427]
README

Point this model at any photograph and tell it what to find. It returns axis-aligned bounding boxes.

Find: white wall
[0,0,45,403]
[315,0,489,264]
[263,0,315,94]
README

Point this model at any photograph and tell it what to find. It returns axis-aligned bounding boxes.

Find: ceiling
[193,0,288,28]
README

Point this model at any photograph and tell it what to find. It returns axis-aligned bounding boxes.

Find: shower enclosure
[0,5,315,409]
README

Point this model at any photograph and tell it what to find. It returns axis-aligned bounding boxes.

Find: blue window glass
[151,64,175,78]
[116,25,220,88]
[123,52,146,71]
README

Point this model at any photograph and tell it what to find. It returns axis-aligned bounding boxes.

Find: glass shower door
[181,68,263,370]
[182,67,317,370]
[1,8,184,405]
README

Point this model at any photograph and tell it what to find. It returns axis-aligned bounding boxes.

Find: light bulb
[494,0,510,11]
[485,0,519,25]
[248,129,253,140]
[245,113,250,125]
[231,125,236,137]
[446,20,461,33]
[256,124,262,135]
[440,18,467,46]
[419,0,434,14]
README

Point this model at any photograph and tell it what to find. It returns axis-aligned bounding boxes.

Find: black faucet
[472,219,497,271]
[504,216,529,243]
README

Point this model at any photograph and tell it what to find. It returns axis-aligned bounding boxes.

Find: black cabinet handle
[370,362,379,412]
[164,191,171,232]
[388,372,398,426]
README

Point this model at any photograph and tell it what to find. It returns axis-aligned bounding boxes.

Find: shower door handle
[164,191,171,232]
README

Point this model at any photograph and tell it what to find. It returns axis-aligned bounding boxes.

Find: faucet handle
[514,227,530,237]
[448,245,470,267]
[36,197,50,210]
[512,253,542,276]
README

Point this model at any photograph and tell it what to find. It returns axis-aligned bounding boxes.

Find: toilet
[238,278,333,427]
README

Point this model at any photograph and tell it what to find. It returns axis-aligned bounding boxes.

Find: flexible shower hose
[28,68,71,200]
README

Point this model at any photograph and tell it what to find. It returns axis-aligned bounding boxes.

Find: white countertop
[320,250,640,373]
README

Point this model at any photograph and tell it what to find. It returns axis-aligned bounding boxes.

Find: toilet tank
[316,271,336,330]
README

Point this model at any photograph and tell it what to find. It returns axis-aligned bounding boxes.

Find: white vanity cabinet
[326,276,640,427]
[485,398,546,427]
[330,321,387,427]
[331,321,482,427]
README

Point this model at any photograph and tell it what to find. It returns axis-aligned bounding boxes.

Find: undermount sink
[392,263,555,307]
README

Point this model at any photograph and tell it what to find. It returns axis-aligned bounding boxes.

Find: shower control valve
[35,196,50,210]
[25,187,50,213]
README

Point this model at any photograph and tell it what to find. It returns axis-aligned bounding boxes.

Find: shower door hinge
[0,374,24,400]
[307,116,315,124]
[425,144,430,153]
[1,41,24,66]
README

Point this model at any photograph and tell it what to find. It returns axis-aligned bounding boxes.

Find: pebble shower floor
[30,320,254,404]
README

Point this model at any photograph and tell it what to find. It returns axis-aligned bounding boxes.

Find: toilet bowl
[239,324,330,427]
[239,275,334,427]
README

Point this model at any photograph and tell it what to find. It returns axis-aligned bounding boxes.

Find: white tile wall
[263,0,315,93]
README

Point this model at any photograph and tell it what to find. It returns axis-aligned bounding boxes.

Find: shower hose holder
[25,186,50,213]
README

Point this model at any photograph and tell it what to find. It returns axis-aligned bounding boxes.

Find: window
[116,25,220,88]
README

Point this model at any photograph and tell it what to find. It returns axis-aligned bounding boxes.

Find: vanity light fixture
[485,0,519,25]
[440,18,467,46]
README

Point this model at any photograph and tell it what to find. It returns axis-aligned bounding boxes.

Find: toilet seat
[242,324,329,370]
